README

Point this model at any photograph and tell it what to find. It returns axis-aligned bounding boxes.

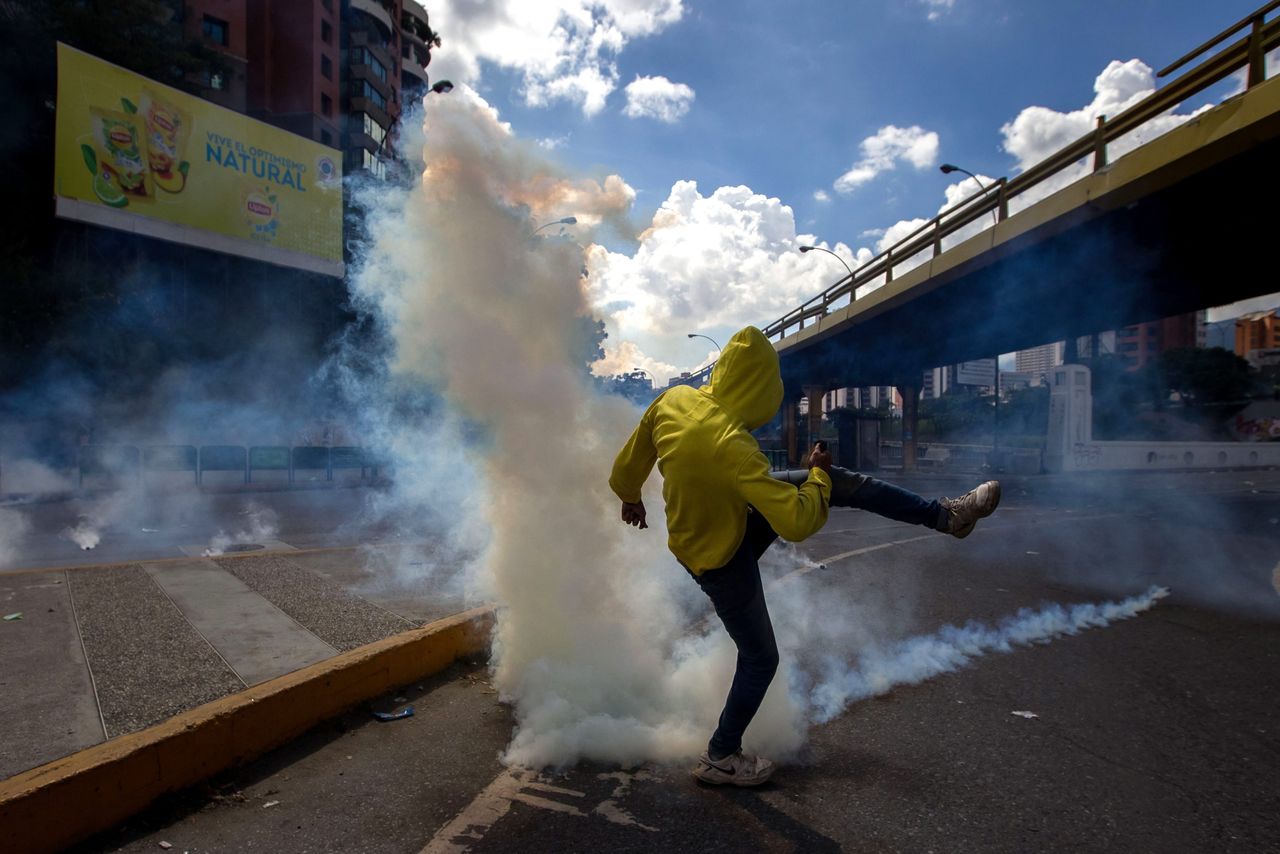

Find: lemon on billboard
[54,43,343,277]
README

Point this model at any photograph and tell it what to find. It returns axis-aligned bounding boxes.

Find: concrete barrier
[0,606,494,854]
[1046,365,1280,472]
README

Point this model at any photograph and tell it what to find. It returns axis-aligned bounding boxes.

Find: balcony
[350,0,394,38]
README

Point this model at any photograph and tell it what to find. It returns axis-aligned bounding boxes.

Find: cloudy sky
[418,0,1276,383]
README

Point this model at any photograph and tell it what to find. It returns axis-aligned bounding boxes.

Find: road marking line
[421,767,658,853]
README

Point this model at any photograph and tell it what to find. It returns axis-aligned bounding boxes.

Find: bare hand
[621,500,648,529]
[806,441,833,473]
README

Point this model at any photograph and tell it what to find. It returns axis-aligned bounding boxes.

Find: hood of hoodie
[704,326,784,430]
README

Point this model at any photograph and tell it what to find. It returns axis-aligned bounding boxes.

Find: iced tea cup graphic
[138,88,191,194]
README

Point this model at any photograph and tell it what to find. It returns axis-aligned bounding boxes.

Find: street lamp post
[940,163,1002,471]
[798,244,854,276]
[686,332,722,352]
[533,216,579,236]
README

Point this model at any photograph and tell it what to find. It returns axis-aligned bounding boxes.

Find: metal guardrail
[678,3,1280,392]
[761,3,1280,345]
[75,445,385,489]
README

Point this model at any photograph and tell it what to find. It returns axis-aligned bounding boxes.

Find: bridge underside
[779,116,1280,394]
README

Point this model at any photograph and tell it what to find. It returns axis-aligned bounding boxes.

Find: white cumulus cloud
[833,125,940,194]
[426,1,685,117]
[586,182,869,381]
[1002,59,1213,179]
[623,75,696,122]
[813,189,831,203]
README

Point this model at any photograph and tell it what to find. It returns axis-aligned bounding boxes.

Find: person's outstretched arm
[737,442,832,542]
[610,400,660,529]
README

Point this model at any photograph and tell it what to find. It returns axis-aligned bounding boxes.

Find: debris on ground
[263,800,280,809]
[1011,710,1039,719]
[3,613,22,621]
[373,706,414,722]
[394,696,408,703]
[158,842,172,850]
[1026,551,1040,555]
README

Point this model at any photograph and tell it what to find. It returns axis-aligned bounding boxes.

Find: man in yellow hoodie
[610,326,998,786]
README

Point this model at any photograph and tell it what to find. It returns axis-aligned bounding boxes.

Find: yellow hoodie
[609,326,831,574]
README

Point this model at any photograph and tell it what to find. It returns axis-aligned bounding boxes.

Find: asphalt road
[67,468,1280,853]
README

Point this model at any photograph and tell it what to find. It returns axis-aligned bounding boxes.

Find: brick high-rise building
[1115,310,1206,371]
[1235,309,1280,359]
[188,0,441,180]
[185,0,250,112]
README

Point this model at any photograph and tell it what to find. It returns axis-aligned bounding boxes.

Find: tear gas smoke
[343,90,1176,768]
[202,501,278,557]
[0,509,32,565]
[60,492,130,551]
[809,585,1170,723]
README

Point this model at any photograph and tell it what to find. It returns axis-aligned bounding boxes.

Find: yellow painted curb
[0,605,495,853]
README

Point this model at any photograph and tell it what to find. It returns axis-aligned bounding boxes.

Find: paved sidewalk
[0,543,470,779]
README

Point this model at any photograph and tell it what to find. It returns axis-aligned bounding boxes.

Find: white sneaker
[941,480,1001,539]
[692,750,775,786]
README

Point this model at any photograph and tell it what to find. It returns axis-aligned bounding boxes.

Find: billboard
[54,43,343,277]
[956,358,996,386]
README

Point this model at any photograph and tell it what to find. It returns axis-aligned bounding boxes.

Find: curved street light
[429,80,454,95]
[686,332,722,352]
[533,216,579,235]
[798,244,854,278]
[939,163,999,229]
[632,367,656,389]
[940,163,1001,470]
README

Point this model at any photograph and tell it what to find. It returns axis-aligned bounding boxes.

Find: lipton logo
[109,128,132,146]
[246,196,274,218]
[153,114,176,133]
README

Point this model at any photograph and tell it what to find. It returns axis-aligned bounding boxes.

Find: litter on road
[263,800,280,808]
[1011,710,1039,719]
[373,706,414,722]
[3,612,22,621]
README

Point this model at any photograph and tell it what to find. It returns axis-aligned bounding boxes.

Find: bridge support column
[900,384,920,471]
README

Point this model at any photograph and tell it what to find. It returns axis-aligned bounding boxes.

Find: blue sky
[422,0,1274,380]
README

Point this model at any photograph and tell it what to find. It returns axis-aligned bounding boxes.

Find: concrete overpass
[685,5,1280,466]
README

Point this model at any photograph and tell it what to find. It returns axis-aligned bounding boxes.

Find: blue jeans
[844,474,948,529]
[693,476,944,758]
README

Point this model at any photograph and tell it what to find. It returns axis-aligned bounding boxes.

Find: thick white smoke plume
[347,89,1171,768]
[202,501,279,557]
[809,585,1170,723]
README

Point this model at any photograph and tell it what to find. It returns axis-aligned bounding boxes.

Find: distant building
[189,0,444,181]
[1114,310,1206,371]
[1014,342,1064,383]
[1235,309,1280,360]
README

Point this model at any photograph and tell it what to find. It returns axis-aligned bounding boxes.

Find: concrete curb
[0,605,495,853]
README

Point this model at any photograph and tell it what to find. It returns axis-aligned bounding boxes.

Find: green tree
[1153,347,1256,404]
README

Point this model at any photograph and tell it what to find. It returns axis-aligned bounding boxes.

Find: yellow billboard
[54,43,344,277]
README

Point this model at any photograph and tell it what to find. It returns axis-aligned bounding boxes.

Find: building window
[321,93,333,117]
[353,47,388,83]
[363,149,386,180]
[321,55,333,79]
[202,15,229,46]
[355,80,386,110]
[321,19,333,44]
[360,112,387,146]
[321,129,332,146]
[202,68,226,90]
